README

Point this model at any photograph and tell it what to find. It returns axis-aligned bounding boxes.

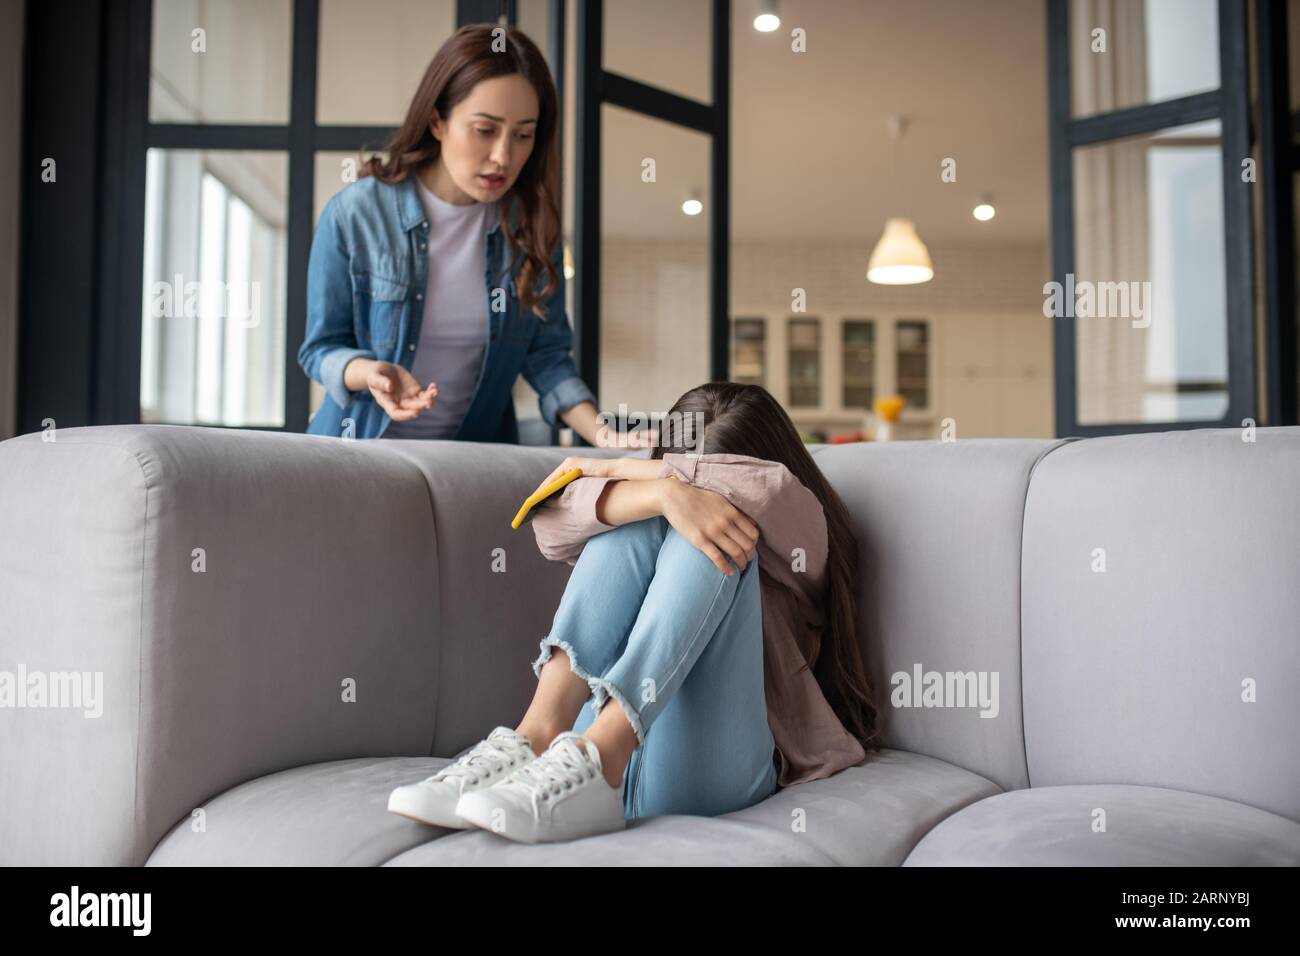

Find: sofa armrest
[0,425,441,865]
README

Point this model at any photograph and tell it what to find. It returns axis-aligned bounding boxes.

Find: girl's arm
[530,476,676,566]
[530,452,828,593]
[659,453,830,603]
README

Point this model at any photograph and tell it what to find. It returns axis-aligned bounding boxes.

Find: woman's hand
[594,420,659,449]
[623,429,658,449]
[660,478,760,576]
[366,362,437,421]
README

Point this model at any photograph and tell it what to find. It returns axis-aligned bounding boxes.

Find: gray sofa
[1,423,1297,866]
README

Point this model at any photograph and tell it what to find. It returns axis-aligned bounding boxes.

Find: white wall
[579,237,1055,440]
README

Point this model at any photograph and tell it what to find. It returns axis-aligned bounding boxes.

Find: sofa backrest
[8,422,1293,865]
[0,424,444,864]
[1020,426,1300,824]
[374,438,632,759]
[813,438,1070,793]
[401,436,1076,797]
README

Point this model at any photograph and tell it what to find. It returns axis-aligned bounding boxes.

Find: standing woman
[299,24,636,447]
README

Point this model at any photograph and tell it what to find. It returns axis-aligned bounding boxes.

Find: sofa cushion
[375,440,630,762]
[146,756,461,866]
[1020,426,1300,824]
[809,439,1073,794]
[384,749,1000,865]
[0,425,444,865]
[902,784,1300,866]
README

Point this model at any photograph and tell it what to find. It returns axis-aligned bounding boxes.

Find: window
[137,0,459,431]
[28,1,730,437]
[787,318,821,407]
[599,104,712,415]
[1068,0,1219,118]
[744,314,930,423]
[317,0,456,125]
[731,317,766,386]
[149,0,292,124]
[1073,122,1228,423]
[895,319,930,411]
[1047,0,1254,435]
[841,319,875,410]
[140,150,288,427]
[579,1,730,446]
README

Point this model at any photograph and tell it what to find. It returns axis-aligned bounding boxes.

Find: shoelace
[505,733,600,804]
[430,733,530,787]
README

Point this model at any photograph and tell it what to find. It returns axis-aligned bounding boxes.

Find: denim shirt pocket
[352,271,409,350]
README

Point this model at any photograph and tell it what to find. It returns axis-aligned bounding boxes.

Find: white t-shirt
[384,177,491,439]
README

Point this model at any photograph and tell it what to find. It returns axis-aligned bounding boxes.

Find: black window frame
[572,0,731,446]
[1045,0,1256,437]
[1256,0,1299,426]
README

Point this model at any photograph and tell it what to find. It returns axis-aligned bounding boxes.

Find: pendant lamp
[867,115,934,285]
[867,218,934,284]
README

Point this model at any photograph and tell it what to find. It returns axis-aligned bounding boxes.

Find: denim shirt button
[408,343,415,351]
[415,292,423,300]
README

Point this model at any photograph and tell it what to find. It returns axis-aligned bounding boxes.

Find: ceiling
[148,0,1052,245]
[600,0,1051,243]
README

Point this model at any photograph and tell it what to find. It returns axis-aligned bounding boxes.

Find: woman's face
[432,74,540,203]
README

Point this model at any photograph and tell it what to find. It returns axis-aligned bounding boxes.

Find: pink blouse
[529,452,867,788]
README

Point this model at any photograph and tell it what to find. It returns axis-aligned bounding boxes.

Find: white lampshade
[866,217,934,285]
[754,0,780,31]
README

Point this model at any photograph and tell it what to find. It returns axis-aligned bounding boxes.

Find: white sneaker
[454,731,627,843]
[387,726,541,828]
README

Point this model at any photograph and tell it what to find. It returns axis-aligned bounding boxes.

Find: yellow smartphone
[511,467,584,529]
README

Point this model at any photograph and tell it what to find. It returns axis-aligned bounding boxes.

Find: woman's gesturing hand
[367,362,437,421]
[660,478,760,577]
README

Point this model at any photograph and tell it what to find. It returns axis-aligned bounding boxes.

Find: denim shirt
[297,174,597,442]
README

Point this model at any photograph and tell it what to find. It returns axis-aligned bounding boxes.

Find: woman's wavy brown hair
[649,382,883,756]
[359,24,562,321]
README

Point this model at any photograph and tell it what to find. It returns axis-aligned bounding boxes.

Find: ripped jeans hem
[532,635,647,746]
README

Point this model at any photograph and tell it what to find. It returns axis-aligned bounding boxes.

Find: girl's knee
[662,526,760,581]
[589,515,665,550]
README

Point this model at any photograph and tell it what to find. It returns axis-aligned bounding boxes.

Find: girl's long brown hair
[650,383,882,756]
[359,24,562,321]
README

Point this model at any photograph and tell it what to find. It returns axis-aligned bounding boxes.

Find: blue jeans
[531,515,779,821]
